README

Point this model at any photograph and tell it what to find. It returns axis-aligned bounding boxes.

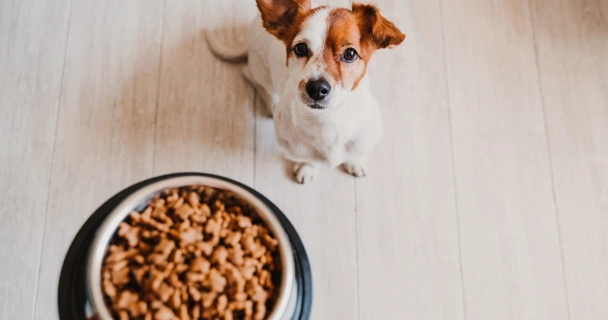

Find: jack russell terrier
[205,0,405,183]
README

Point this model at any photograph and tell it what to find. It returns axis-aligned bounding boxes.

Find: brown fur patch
[256,0,310,40]
[324,8,369,90]
[321,5,405,90]
[255,0,328,64]
[351,3,406,49]
[282,6,327,64]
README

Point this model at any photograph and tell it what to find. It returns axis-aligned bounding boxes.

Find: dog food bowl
[58,172,312,320]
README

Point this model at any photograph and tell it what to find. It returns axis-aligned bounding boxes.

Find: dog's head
[256,0,405,110]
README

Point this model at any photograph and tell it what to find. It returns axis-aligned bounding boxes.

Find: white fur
[206,5,384,183]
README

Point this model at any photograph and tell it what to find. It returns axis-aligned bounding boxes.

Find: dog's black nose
[305,79,331,101]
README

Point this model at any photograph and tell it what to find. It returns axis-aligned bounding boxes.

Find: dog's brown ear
[352,3,405,49]
[256,0,311,40]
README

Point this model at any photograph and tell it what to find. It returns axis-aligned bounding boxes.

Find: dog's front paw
[293,162,317,184]
[343,160,367,177]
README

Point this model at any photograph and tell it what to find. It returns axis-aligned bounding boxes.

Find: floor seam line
[526,1,572,318]
[152,0,168,176]
[439,0,468,318]
[31,0,74,319]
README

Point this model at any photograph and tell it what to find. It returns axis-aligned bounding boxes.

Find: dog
[205,0,405,183]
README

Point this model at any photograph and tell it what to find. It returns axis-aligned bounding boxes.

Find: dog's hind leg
[241,65,276,118]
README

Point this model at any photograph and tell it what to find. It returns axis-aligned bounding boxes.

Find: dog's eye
[341,48,358,63]
[293,43,308,57]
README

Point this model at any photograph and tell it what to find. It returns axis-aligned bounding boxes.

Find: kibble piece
[157,282,174,303]
[190,256,211,274]
[254,301,267,320]
[241,234,259,255]
[247,277,269,303]
[162,262,175,278]
[205,268,227,293]
[149,267,165,291]
[200,203,212,217]
[205,218,221,237]
[156,238,175,258]
[244,300,254,318]
[201,307,216,319]
[188,286,202,302]
[130,301,148,317]
[179,304,191,320]
[261,233,279,251]
[174,263,189,274]
[180,227,203,246]
[111,267,130,285]
[201,292,217,309]
[170,196,184,210]
[234,292,248,302]
[223,264,246,294]
[105,248,137,264]
[186,272,206,284]
[115,290,138,310]
[224,232,241,247]
[103,279,117,298]
[259,269,273,290]
[175,203,194,220]
[171,289,181,309]
[211,246,229,265]
[172,249,183,263]
[133,254,145,265]
[118,310,130,320]
[132,267,147,284]
[150,300,164,310]
[196,241,214,256]
[191,305,201,319]
[187,192,200,207]
[227,246,244,266]
[129,211,142,222]
[118,222,140,247]
[237,216,252,229]
[224,309,234,320]
[217,294,228,313]
[180,286,188,302]
[154,305,176,320]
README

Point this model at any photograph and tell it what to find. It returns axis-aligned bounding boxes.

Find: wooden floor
[1,0,607,319]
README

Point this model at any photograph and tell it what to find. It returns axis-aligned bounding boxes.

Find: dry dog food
[101,186,281,320]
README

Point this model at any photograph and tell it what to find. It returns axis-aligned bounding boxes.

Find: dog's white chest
[274,106,360,167]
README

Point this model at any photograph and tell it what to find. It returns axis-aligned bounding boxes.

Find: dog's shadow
[72,24,269,190]
[150,27,262,178]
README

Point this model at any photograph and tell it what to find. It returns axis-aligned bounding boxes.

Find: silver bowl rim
[85,175,295,320]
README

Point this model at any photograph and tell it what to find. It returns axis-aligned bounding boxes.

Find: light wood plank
[354,0,465,319]
[153,1,256,182]
[254,104,359,320]
[529,0,608,318]
[33,1,165,318]
[0,0,71,317]
[0,0,70,318]
[442,0,570,318]
[251,1,357,318]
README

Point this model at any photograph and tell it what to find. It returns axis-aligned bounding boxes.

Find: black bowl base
[57,173,312,320]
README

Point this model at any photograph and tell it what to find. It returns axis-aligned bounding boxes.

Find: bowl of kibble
[58,173,311,320]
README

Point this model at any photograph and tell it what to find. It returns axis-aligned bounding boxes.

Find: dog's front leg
[342,156,368,178]
[292,161,320,184]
